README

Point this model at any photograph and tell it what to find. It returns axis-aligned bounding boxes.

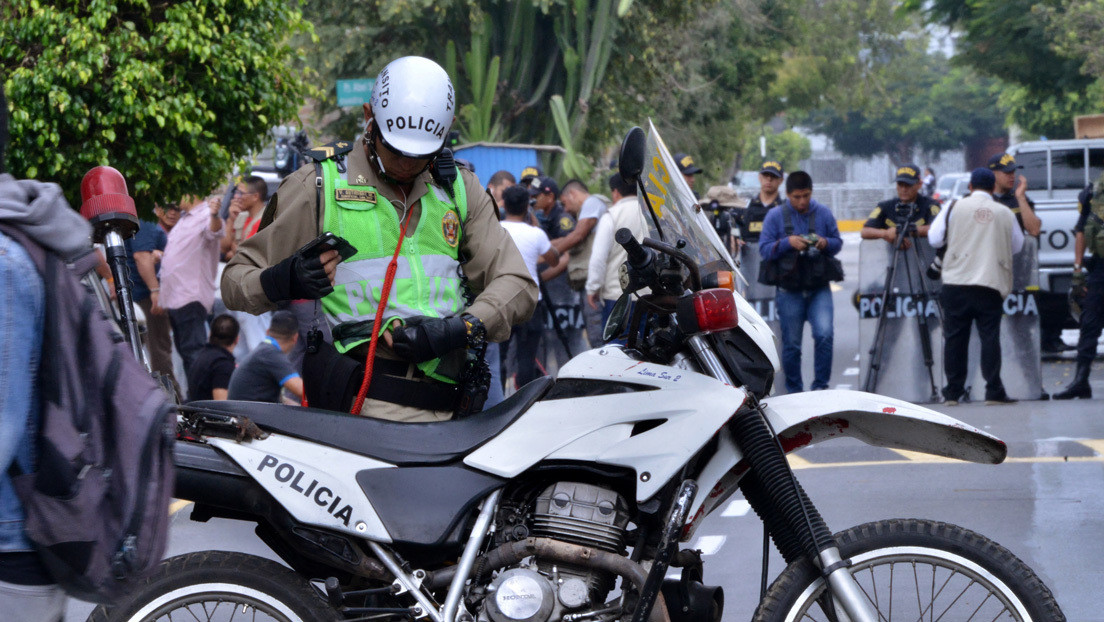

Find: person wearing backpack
[1,86,175,610]
[0,85,88,621]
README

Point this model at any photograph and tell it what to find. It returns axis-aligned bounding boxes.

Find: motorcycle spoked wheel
[87,551,342,622]
[753,519,1065,622]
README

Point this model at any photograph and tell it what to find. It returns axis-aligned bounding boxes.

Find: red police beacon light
[79,165,147,365]
[80,165,139,244]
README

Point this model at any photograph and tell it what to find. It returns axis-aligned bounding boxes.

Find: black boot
[1054,361,1093,400]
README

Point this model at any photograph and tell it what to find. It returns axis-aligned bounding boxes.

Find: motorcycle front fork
[818,547,878,622]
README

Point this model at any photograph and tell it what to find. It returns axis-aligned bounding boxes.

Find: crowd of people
[5,53,1102,619]
[105,146,1102,410]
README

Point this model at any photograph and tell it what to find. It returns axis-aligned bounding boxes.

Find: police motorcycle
[91,125,1064,622]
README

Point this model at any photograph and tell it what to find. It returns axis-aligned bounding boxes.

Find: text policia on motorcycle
[220,55,537,422]
[83,117,1068,622]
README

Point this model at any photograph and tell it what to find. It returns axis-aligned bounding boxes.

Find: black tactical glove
[259,247,335,303]
[390,315,469,363]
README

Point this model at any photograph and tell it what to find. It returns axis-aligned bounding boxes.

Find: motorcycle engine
[482,483,631,622]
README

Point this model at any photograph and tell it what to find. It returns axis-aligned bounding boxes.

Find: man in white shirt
[500,185,560,387]
[929,168,1023,405]
[586,173,648,331]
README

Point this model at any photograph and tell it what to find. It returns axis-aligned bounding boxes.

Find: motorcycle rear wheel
[87,550,342,622]
[753,519,1065,622]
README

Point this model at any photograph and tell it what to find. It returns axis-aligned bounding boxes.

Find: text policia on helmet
[370,56,456,158]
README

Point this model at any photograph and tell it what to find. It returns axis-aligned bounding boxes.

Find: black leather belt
[366,358,459,412]
[303,342,459,413]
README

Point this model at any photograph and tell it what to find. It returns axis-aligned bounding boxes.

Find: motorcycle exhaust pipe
[660,579,723,622]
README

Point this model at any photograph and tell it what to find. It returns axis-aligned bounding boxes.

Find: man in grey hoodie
[0,86,91,620]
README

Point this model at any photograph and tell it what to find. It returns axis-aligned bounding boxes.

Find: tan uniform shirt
[220,138,537,422]
[221,137,537,344]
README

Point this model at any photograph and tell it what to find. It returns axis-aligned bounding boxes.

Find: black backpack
[1,224,175,603]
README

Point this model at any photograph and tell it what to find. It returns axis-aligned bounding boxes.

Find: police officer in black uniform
[530,176,585,367]
[737,161,785,245]
[1054,178,1104,399]
[860,164,939,246]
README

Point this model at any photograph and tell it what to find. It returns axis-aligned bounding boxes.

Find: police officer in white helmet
[222,56,537,422]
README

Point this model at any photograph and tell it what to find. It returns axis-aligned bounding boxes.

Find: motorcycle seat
[183,376,554,466]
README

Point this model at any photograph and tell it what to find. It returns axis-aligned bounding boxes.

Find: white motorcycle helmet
[370,56,455,159]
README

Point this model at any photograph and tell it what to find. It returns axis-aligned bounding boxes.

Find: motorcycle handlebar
[616,228,651,268]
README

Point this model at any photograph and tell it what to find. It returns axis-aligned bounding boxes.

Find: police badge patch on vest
[442,210,460,247]
[335,188,377,203]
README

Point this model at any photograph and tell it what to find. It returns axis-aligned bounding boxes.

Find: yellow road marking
[1078,439,1104,456]
[170,499,193,516]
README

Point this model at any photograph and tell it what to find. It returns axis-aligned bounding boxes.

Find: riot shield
[963,236,1043,401]
[857,237,943,403]
[738,243,780,328]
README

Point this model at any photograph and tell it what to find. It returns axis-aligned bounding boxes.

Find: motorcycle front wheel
[88,550,342,622]
[753,519,1065,622]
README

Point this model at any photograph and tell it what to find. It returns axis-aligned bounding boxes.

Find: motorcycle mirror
[603,292,631,342]
[618,127,646,182]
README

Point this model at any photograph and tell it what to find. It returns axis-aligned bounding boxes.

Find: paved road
[68,233,1103,621]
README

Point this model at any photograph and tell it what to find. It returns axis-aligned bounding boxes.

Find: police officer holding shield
[858,164,942,399]
[1054,175,1104,399]
[222,56,536,422]
[860,164,939,247]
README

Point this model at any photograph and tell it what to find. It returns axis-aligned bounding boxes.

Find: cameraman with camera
[758,171,843,393]
[861,164,939,248]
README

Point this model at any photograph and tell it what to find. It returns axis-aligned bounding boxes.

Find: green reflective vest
[319,159,468,382]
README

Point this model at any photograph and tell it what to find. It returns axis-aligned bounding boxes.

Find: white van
[1006,139,1100,294]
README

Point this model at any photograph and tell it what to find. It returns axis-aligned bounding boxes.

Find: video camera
[801,233,821,257]
[889,201,921,229]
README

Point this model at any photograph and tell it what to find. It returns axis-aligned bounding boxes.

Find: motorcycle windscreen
[636,121,779,372]
[637,121,737,273]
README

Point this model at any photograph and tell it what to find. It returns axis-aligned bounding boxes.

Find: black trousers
[509,313,545,388]
[941,284,1006,400]
[168,301,209,373]
[1076,262,1104,366]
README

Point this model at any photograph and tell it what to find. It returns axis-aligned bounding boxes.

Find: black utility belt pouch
[757,253,796,286]
[302,340,460,413]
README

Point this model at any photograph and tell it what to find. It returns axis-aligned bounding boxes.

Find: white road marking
[834,384,853,390]
[853,354,860,361]
[722,500,751,517]
[843,367,859,376]
[692,535,726,556]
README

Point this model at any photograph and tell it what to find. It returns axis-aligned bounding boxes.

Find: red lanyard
[349,207,415,415]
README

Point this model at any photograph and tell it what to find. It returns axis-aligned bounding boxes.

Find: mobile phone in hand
[300,232,357,261]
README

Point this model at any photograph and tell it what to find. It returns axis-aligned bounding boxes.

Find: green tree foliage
[771,0,909,115]
[735,129,812,175]
[640,1,803,184]
[1045,0,1104,78]
[0,0,313,215]
[807,40,1006,164]
[905,0,1097,138]
[300,0,736,179]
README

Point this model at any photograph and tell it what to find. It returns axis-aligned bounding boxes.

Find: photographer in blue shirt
[758,171,843,393]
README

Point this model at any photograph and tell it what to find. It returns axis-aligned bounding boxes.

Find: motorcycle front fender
[683,389,1006,540]
[761,389,1006,464]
